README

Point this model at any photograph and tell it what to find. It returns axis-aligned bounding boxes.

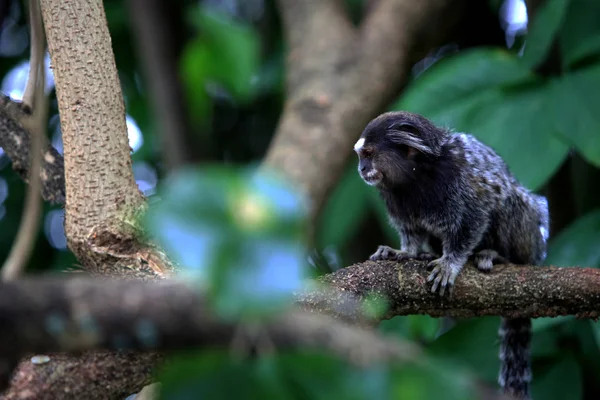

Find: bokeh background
[1,0,600,399]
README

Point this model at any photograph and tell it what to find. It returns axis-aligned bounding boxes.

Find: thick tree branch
[300,260,600,320]
[2,352,161,400]
[0,259,597,398]
[39,0,174,280]
[263,0,469,220]
[0,277,421,392]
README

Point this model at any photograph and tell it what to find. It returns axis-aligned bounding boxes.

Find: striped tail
[498,317,532,399]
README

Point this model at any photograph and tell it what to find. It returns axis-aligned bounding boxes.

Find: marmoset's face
[354,137,383,186]
[354,131,420,188]
[354,111,439,189]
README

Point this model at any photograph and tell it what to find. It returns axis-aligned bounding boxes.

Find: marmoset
[354,111,549,400]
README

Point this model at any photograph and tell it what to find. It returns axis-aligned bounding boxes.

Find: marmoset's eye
[398,123,419,136]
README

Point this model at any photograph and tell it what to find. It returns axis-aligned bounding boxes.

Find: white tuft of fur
[354,138,365,152]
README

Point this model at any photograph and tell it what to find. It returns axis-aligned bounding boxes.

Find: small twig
[1,0,48,281]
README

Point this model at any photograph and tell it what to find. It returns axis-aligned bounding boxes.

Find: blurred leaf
[361,293,389,320]
[530,327,561,358]
[391,362,476,400]
[181,7,261,125]
[394,48,533,123]
[551,65,600,166]
[395,48,569,189]
[559,0,600,68]
[318,164,370,248]
[380,315,440,343]
[428,317,501,383]
[533,316,574,332]
[277,352,391,400]
[158,352,292,400]
[144,166,309,319]
[546,209,600,268]
[184,7,260,99]
[532,355,582,400]
[466,83,569,190]
[180,43,213,125]
[521,0,570,68]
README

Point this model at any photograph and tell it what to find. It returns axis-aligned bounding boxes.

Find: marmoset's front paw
[369,246,413,261]
[426,257,464,296]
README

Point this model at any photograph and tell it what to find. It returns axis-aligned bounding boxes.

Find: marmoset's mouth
[361,169,382,186]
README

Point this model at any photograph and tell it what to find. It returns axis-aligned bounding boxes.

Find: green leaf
[546,209,600,268]
[276,352,391,400]
[181,7,261,125]
[318,163,370,248]
[157,352,293,400]
[395,49,569,190]
[428,317,501,383]
[379,316,440,343]
[391,362,476,400]
[559,0,600,68]
[521,0,570,68]
[394,48,534,120]
[188,8,260,101]
[465,83,569,190]
[533,316,574,332]
[551,65,600,166]
[144,166,309,319]
[531,355,582,400]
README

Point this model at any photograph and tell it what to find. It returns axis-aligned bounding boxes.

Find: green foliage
[144,166,309,319]
[393,48,569,190]
[181,6,261,125]
[156,350,480,400]
[551,64,600,166]
[559,0,600,68]
[2,0,600,398]
[521,0,570,68]
[428,317,501,384]
[546,209,600,268]
[532,356,583,400]
[379,315,440,343]
[317,163,370,249]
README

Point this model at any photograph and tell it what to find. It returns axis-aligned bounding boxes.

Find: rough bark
[0,1,176,399]
[300,260,600,320]
[0,261,597,370]
[263,0,469,220]
[0,277,421,394]
[0,96,65,204]
[2,352,161,400]
[0,259,597,398]
[39,0,173,279]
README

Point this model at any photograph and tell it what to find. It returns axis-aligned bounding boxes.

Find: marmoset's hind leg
[473,249,509,272]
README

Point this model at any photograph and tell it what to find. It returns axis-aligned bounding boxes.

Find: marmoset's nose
[360,165,367,172]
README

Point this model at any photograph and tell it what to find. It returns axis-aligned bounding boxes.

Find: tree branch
[0,276,421,393]
[300,260,600,320]
[0,259,597,398]
[0,96,65,205]
[263,0,469,220]
[2,352,161,400]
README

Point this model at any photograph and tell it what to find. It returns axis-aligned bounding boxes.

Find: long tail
[498,317,532,399]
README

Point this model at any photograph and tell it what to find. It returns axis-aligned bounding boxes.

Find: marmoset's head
[354,111,446,188]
